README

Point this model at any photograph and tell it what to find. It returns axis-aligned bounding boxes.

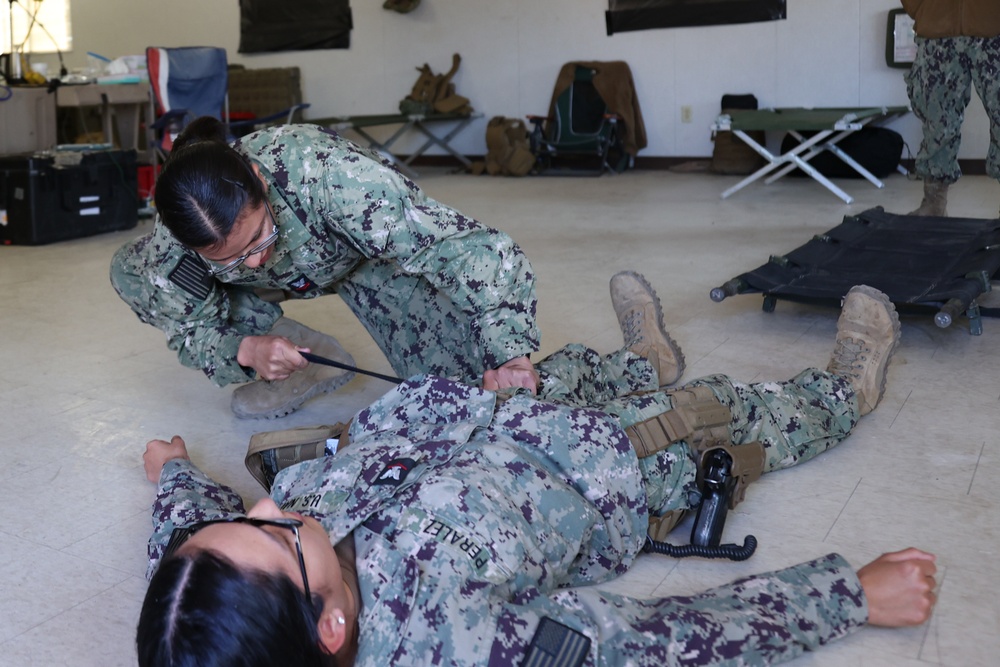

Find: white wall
[32,0,990,160]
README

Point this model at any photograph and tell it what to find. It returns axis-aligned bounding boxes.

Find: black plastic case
[0,149,138,245]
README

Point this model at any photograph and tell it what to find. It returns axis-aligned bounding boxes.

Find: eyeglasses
[164,516,311,604]
[206,204,280,276]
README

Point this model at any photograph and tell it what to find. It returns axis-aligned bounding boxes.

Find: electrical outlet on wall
[680,106,693,123]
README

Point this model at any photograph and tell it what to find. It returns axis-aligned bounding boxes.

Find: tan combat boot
[908,180,949,217]
[231,318,356,419]
[826,286,901,416]
[610,271,686,386]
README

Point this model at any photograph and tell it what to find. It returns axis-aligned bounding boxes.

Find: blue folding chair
[146,46,309,163]
[147,46,228,160]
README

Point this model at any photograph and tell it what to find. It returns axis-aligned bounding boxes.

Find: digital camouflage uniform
[147,345,868,666]
[903,0,1000,183]
[110,124,538,386]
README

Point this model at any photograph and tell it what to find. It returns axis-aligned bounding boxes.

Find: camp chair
[527,65,628,176]
[146,47,228,163]
[145,46,309,166]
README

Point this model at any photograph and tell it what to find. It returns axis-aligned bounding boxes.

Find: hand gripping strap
[625,385,732,459]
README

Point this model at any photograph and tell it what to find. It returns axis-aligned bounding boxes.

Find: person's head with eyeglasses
[136,441,356,667]
[154,117,280,275]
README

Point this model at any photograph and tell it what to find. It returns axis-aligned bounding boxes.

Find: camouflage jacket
[113,124,538,385]
[148,376,868,666]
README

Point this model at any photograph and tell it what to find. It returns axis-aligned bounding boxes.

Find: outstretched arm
[143,435,190,482]
[408,553,870,666]
[858,548,937,627]
[142,437,247,578]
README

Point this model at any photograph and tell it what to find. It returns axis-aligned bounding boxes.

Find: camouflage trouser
[906,35,1000,183]
[536,344,859,518]
[335,258,488,383]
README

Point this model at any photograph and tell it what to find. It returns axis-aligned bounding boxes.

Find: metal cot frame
[711,106,911,204]
[311,112,483,178]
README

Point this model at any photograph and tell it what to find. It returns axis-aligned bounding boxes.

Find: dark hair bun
[172,116,229,153]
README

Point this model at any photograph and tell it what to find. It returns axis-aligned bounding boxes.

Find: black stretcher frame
[710,207,1000,335]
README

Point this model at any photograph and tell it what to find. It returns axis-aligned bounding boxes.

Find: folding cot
[312,112,483,178]
[710,207,1000,335]
[711,106,910,203]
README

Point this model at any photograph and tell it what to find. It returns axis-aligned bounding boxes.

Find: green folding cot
[310,112,483,178]
[711,106,910,203]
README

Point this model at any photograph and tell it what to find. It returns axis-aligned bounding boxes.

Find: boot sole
[231,370,356,420]
[613,270,686,386]
[847,285,901,414]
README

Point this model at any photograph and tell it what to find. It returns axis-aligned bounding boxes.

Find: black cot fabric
[717,207,1000,325]
[606,0,785,35]
[239,0,353,53]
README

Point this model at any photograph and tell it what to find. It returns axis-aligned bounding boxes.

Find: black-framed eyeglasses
[205,204,280,276]
[164,516,311,603]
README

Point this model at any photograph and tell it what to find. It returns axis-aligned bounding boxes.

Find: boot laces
[622,310,647,347]
[828,336,870,379]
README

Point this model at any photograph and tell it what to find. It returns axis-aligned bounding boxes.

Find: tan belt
[625,387,765,539]
[244,420,351,492]
[625,385,732,459]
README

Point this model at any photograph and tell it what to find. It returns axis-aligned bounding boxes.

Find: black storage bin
[0,149,138,245]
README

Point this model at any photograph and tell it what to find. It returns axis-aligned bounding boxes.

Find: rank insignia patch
[374,458,417,486]
[288,274,318,293]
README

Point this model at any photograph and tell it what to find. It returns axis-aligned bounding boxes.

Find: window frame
[1,0,72,55]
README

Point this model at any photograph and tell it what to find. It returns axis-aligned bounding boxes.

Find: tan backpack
[483,116,535,176]
[399,53,472,116]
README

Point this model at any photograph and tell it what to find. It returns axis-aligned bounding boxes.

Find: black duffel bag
[781,126,904,179]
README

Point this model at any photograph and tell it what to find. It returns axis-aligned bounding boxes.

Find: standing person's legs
[906,36,973,216]
[907,36,971,184]
[970,35,1000,187]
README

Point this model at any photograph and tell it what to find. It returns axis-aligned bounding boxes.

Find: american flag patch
[520,617,590,667]
[168,254,213,300]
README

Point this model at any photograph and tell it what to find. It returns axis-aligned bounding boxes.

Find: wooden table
[56,82,152,158]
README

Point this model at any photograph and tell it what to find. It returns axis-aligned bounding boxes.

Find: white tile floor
[1,167,998,666]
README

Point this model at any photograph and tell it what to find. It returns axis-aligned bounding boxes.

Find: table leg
[350,123,419,179]
[100,93,113,146]
[405,117,475,168]
[111,103,142,152]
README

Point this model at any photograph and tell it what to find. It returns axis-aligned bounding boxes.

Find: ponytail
[171,115,230,152]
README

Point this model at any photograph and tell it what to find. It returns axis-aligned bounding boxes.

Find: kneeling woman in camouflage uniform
[136,276,936,667]
[111,117,540,419]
